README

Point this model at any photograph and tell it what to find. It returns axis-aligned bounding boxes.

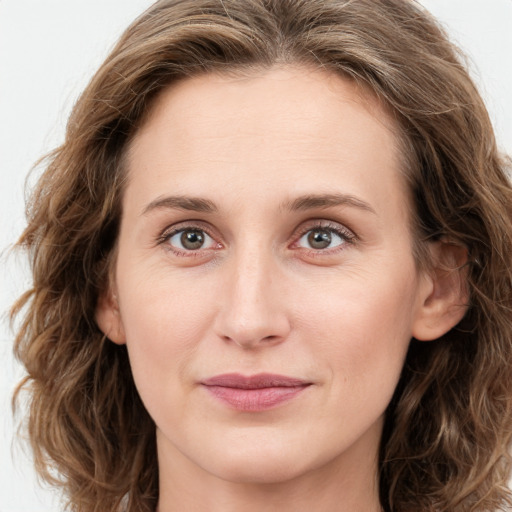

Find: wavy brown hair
[12,1,512,511]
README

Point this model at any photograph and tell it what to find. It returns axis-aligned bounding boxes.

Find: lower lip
[203,385,310,411]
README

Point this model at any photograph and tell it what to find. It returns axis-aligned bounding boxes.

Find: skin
[96,66,467,512]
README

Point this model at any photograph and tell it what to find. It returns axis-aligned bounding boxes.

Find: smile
[201,373,312,412]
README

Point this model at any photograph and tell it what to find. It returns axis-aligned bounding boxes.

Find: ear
[95,286,126,345]
[412,241,469,341]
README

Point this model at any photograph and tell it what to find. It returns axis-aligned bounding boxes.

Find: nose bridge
[214,240,290,348]
[233,245,270,313]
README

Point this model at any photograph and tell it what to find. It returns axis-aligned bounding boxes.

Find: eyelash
[156,220,357,258]
[293,221,357,252]
[157,222,220,258]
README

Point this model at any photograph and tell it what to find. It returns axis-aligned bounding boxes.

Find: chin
[198,435,329,485]
[212,456,308,485]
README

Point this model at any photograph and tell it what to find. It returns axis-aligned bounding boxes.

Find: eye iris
[308,229,332,249]
[181,230,205,250]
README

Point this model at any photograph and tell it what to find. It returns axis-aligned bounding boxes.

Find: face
[98,67,437,487]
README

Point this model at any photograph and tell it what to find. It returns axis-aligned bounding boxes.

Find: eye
[165,228,217,252]
[296,224,354,251]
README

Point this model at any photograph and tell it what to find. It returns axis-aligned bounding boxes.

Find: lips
[201,373,311,411]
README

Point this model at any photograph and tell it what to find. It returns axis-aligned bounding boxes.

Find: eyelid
[156,221,222,254]
[155,218,357,258]
[169,229,216,250]
[290,219,357,252]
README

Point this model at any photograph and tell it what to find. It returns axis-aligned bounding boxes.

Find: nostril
[213,286,292,348]
[220,332,286,349]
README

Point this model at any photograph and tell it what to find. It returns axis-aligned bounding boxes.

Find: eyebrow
[142,195,218,215]
[283,193,377,215]
[141,192,376,216]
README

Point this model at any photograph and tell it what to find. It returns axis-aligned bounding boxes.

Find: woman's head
[13,1,512,511]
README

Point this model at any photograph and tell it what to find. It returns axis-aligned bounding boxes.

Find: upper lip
[201,373,310,389]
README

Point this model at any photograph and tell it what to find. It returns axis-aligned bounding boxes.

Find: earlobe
[412,241,469,342]
[95,288,126,345]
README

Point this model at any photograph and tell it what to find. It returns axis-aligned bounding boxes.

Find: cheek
[295,262,418,391]
[115,266,219,397]
[119,256,219,335]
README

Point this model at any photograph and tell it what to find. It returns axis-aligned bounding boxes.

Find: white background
[1,1,511,510]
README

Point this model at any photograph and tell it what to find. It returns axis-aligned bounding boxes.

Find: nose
[213,248,291,349]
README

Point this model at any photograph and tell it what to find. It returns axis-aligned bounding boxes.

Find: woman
[12,0,512,511]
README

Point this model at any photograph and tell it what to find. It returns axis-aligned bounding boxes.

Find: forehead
[125,66,409,220]
[132,65,401,154]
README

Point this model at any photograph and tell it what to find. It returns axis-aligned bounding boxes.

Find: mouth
[201,373,312,412]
